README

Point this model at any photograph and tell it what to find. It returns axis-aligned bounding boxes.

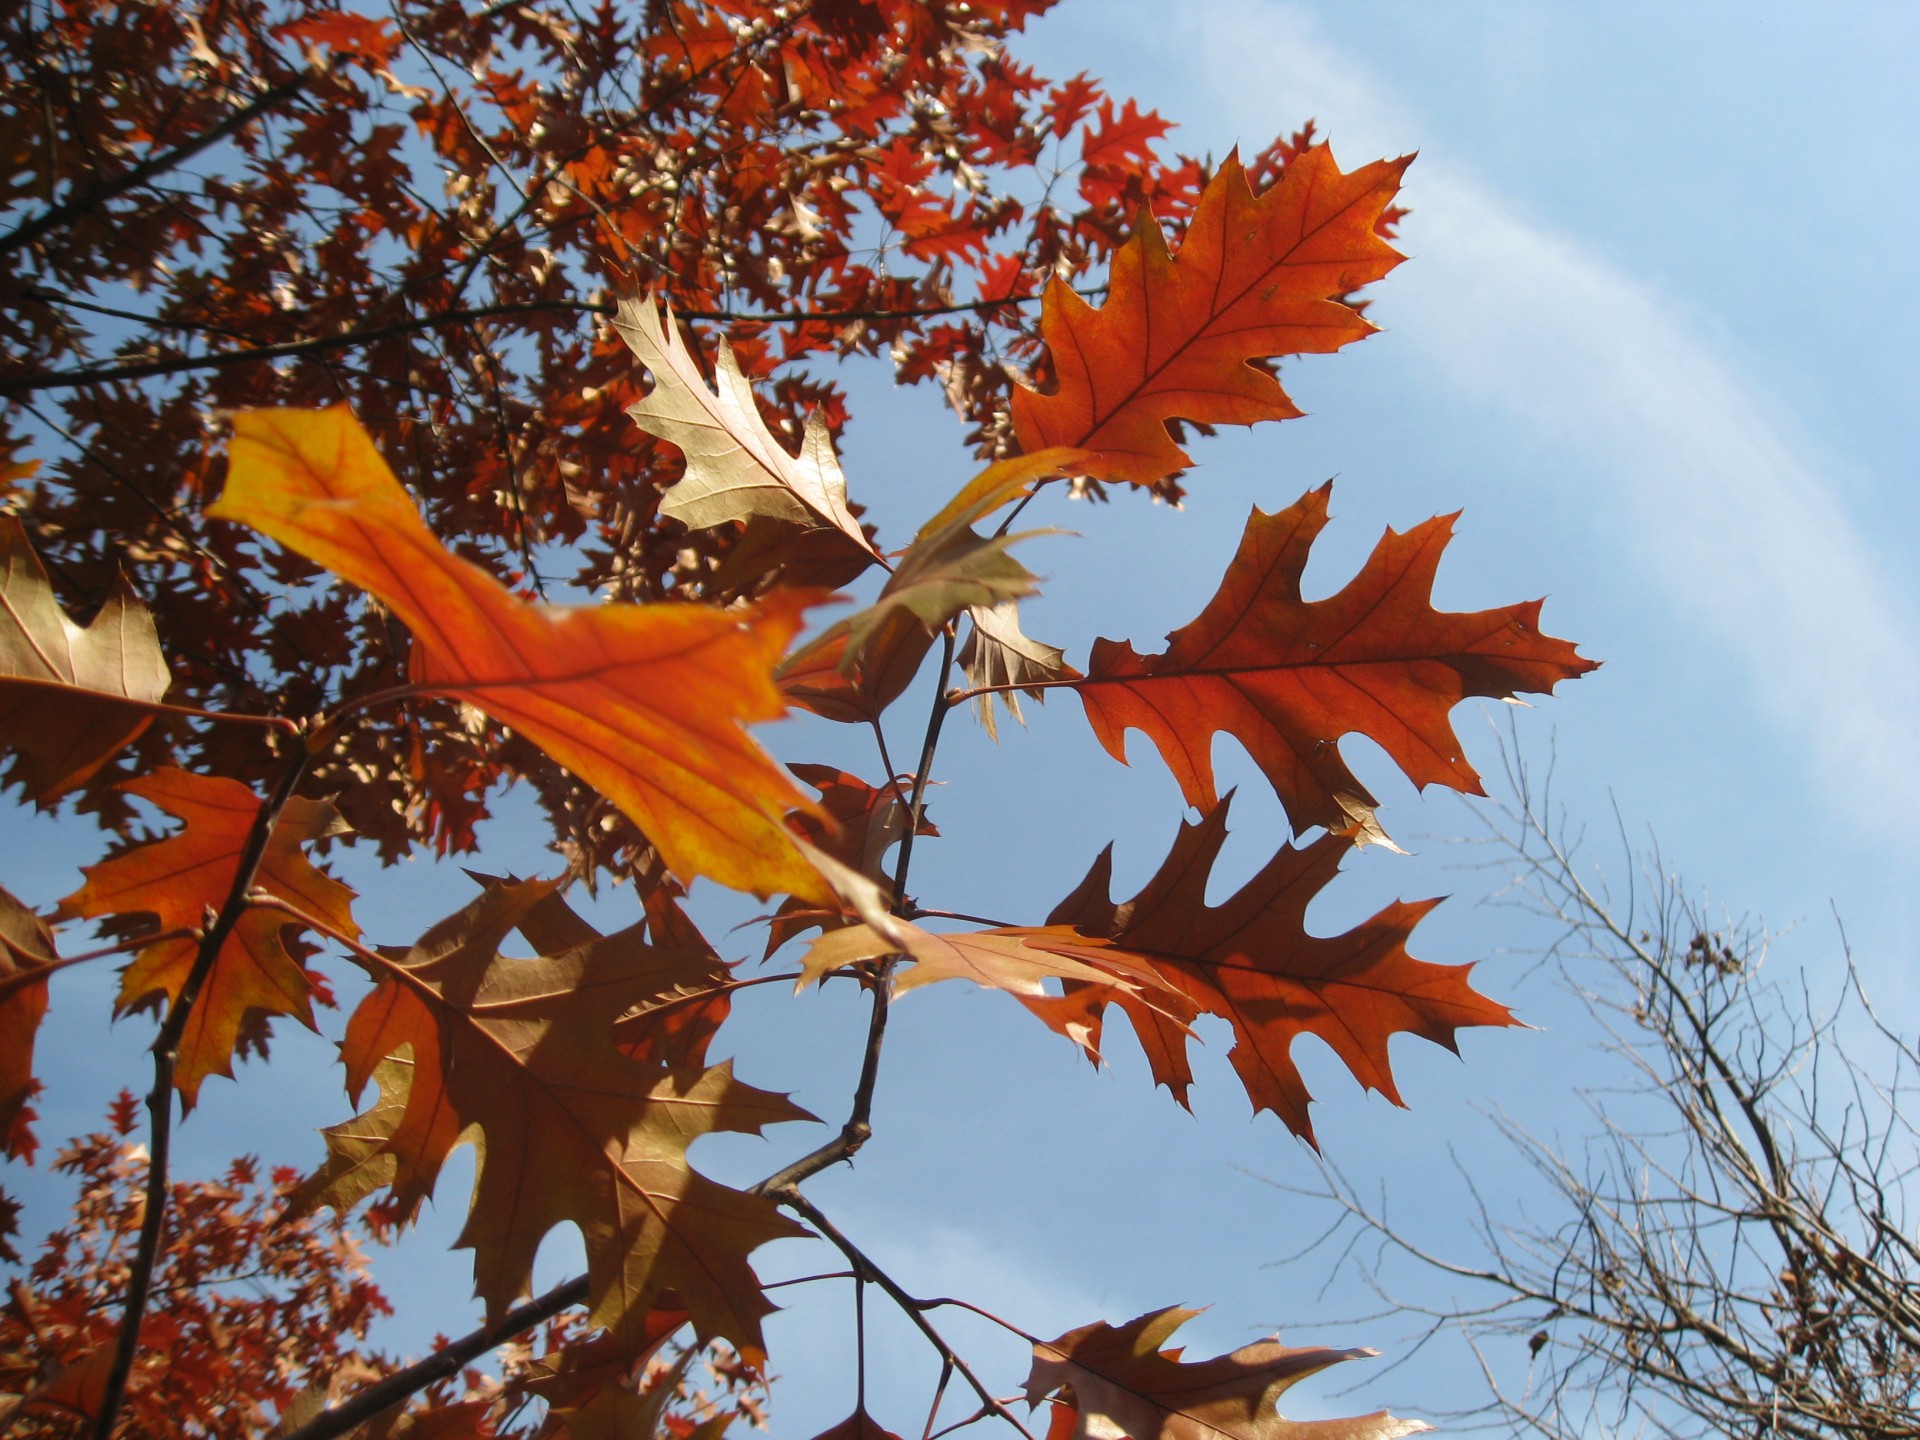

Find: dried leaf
[0,516,172,801]
[959,601,1071,740]
[301,878,812,1364]
[1026,1306,1430,1440]
[615,295,879,565]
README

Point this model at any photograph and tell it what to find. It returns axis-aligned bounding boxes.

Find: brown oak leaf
[1074,485,1595,846]
[1026,1306,1429,1440]
[296,878,811,1365]
[0,516,171,802]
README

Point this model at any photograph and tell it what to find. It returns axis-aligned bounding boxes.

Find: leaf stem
[904,906,1019,930]
[891,626,959,913]
[0,931,195,1007]
[945,675,1083,707]
[89,745,314,1440]
[0,679,297,732]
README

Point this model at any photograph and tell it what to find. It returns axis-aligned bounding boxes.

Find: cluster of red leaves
[0,0,1266,877]
[1,3,1595,1438]
[0,1095,393,1438]
[0,1101,766,1439]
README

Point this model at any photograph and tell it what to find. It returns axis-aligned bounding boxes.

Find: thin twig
[0,294,1059,398]
[747,968,890,1196]
[891,627,959,913]
[0,76,310,258]
[774,1189,1038,1440]
[0,931,195,1007]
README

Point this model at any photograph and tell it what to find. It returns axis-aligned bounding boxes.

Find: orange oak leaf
[1025,1306,1429,1440]
[301,878,811,1365]
[0,516,172,802]
[1074,485,1596,846]
[1011,146,1410,488]
[0,883,57,1160]
[210,408,831,903]
[55,767,358,1106]
[1013,797,1516,1145]
[613,295,880,565]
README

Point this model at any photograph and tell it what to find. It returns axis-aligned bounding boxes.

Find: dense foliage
[1,3,1593,1436]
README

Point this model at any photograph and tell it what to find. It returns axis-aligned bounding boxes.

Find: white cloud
[1191,0,1920,820]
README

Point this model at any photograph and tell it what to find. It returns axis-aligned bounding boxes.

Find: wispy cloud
[1189,0,1920,821]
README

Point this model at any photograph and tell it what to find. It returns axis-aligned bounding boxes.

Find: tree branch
[275,1275,590,1440]
[89,744,314,1440]
[0,293,1059,398]
[0,77,310,259]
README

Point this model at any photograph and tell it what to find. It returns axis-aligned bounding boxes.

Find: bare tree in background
[1289,753,1920,1439]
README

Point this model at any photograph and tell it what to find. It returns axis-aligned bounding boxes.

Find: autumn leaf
[614,295,880,565]
[0,516,172,802]
[512,880,736,1071]
[958,601,1071,741]
[1005,797,1516,1144]
[1073,485,1596,846]
[55,767,358,1106]
[777,621,925,729]
[0,883,56,1160]
[911,448,1100,542]
[800,917,1167,1003]
[1011,146,1409,489]
[779,457,1055,728]
[841,506,1044,665]
[764,765,935,956]
[210,408,831,903]
[302,878,812,1364]
[1025,1306,1430,1440]
[515,1315,698,1440]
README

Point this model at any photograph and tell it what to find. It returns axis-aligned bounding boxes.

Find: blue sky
[6,3,1918,1435]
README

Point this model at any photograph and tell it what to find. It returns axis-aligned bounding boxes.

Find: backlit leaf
[56,767,358,1105]
[0,517,171,802]
[614,295,879,566]
[211,408,831,903]
[305,878,812,1364]
[1026,1306,1429,1440]
[1012,146,1411,488]
[1074,485,1596,845]
[1006,798,1517,1145]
